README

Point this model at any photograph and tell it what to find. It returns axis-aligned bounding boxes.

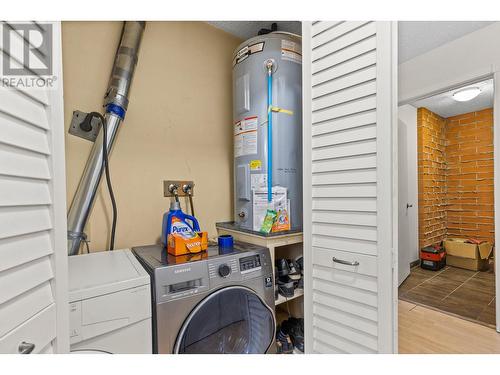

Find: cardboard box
[167,231,208,256]
[443,238,493,271]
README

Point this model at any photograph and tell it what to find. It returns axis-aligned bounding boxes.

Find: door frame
[377,21,399,353]
[399,73,500,333]
[494,73,500,333]
[302,20,313,353]
[47,21,70,353]
[397,104,420,279]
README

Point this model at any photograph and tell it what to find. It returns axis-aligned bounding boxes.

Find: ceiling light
[452,87,481,102]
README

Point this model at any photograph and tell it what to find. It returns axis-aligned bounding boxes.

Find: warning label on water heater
[233,42,265,66]
[234,116,258,157]
[281,40,302,64]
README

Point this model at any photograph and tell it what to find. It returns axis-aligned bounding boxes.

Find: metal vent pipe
[67,21,145,255]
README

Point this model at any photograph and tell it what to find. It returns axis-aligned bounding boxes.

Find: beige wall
[62,22,242,252]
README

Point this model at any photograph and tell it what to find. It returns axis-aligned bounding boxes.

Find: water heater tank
[232,32,302,231]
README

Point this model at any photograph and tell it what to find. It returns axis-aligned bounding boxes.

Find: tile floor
[399,263,496,327]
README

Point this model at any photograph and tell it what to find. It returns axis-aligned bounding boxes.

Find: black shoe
[277,276,295,298]
[296,277,304,289]
[281,318,304,353]
[276,339,284,354]
[287,259,301,280]
[276,325,294,354]
[276,259,290,277]
[292,278,303,290]
[287,259,298,274]
[295,256,303,275]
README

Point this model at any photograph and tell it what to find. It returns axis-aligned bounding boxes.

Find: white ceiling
[207,21,301,41]
[398,21,495,63]
[412,79,493,118]
[208,21,496,64]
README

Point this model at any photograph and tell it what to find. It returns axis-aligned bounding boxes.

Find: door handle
[18,341,35,354]
[406,203,413,209]
[332,257,359,266]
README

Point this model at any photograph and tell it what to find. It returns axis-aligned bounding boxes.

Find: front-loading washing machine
[132,242,275,354]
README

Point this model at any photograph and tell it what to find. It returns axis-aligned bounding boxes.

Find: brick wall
[446,108,494,243]
[417,107,494,249]
[417,108,447,248]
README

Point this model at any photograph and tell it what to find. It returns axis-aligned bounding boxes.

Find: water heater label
[251,173,267,190]
[249,159,262,171]
[234,116,258,157]
[233,42,265,66]
[281,40,302,64]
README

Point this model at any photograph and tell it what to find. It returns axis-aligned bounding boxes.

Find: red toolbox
[420,244,446,271]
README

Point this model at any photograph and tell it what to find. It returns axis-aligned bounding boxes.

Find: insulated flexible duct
[67,21,145,256]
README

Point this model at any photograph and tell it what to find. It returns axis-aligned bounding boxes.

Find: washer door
[174,286,275,354]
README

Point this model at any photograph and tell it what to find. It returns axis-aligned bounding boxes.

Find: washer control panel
[208,258,238,280]
[239,254,261,274]
[207,252,265,288]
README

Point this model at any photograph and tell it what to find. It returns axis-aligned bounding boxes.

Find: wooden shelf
[216,223,303,267]
[275,288,304,306]
[216,225,302,248]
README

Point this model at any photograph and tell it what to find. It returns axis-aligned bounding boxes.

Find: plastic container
[161,201,200,247]
[218,235,234,254]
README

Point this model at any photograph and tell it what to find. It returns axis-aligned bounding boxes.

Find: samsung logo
[174,267,191,274]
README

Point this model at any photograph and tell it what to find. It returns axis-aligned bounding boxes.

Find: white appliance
[68,249,152,354]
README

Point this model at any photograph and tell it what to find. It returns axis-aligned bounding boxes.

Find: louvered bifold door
[303,21,397,354]
[0,22,69,353]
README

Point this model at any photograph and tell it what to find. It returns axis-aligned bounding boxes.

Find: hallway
[399,300,500,353]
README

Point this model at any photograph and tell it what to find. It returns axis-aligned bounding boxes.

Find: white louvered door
[0,22,69,353]
[303,21,398,353]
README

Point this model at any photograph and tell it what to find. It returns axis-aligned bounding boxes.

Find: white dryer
[68,249,152,354]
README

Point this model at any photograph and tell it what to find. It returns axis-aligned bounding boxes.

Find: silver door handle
[18,341,35,354]
[332,257,359,266]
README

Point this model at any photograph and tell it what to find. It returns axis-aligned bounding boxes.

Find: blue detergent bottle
[161,201,201,247]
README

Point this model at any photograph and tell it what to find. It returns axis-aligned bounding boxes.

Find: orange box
[165,251,208,265]
[167,231,208,256]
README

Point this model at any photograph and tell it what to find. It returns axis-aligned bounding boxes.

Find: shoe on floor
[276,325,294,354]
[281,317,304,353]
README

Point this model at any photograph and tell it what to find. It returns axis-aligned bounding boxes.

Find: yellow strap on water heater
[268,105,293,116]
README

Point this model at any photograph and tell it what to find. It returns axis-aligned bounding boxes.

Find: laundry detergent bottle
[161,201,201,247]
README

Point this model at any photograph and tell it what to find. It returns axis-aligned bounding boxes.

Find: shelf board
[216,225,303,249]
[275,288,304,306]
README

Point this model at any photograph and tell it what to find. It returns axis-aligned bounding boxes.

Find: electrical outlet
[69,110,102,142]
